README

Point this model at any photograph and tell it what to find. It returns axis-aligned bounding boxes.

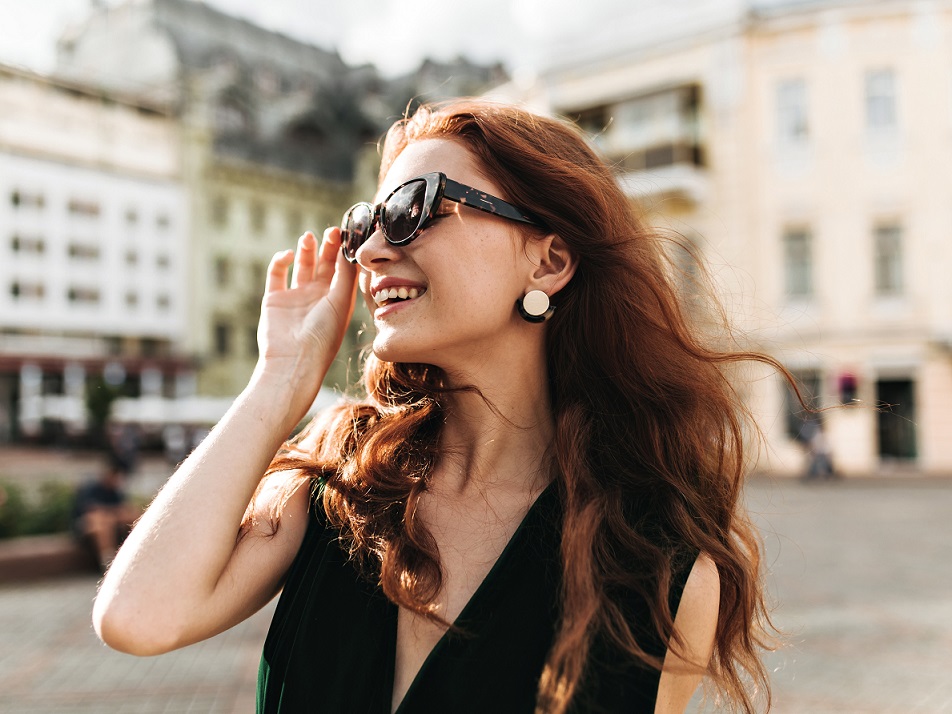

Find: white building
[0,63,188,442]
[497,0,952,475]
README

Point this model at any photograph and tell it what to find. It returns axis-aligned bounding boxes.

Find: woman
[94,99,776,713]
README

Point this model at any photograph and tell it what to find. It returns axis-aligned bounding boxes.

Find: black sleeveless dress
[257,482,697,713]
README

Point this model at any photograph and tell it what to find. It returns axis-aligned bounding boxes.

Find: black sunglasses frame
[340,172,544,263]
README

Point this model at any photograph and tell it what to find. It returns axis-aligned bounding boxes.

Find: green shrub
[0,479,77,539]
[24,481,75,535]
[0,481,28,538]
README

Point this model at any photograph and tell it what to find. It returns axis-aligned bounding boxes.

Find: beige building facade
[182,135,359,396]
[501,0,952,475]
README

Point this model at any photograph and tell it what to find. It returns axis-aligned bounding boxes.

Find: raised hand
[255,228,358,414]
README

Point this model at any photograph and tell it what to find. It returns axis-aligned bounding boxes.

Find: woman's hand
[255,228,358,410]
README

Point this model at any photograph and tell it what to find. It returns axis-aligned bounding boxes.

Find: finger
[265,249,295,293]
[289,232,318,288]
[315,226,343,286]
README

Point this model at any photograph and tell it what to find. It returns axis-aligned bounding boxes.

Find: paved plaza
[1,460,950,712]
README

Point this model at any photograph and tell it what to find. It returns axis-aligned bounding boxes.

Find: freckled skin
[355,140,539,374]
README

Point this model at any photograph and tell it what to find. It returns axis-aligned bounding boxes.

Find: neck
[433,339,554,497]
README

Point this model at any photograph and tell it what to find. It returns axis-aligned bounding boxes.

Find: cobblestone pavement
[0,575,275,713]
[748,478,952,714]
[1,458,951,712]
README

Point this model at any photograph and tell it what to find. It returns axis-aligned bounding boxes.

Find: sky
[0,0,753,79]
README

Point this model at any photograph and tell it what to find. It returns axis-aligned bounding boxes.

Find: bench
[0,533,98,583]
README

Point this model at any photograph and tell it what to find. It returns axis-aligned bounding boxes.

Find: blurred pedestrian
[800,416,836,481]
[71,460,140,572]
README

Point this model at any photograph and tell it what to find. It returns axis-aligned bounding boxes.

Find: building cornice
[0,144,181,184]
[0,61,173,116]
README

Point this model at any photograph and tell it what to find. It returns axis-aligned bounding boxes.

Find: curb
[0,533,98,583]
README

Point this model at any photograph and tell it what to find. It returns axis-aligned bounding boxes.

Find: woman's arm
[93,228,357,655]
[654,553,721,714]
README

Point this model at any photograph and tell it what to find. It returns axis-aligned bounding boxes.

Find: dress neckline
[389,479,558,714]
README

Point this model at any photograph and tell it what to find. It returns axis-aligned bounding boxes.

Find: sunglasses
[340,171,544,263]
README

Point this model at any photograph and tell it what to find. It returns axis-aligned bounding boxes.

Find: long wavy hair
[249,99,781,713]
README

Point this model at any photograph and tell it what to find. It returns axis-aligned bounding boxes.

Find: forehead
[376,139,485,201]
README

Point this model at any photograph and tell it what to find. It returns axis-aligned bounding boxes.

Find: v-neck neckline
[388,480,557,714]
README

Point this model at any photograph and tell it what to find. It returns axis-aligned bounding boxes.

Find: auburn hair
[250,99,780,713]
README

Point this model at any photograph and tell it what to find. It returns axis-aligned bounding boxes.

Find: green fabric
[257,482,696,713]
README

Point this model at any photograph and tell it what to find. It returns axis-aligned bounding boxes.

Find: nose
[355,227,402,268]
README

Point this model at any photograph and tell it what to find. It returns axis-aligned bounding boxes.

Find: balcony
[567,84,707,204]
[615,161,708,204]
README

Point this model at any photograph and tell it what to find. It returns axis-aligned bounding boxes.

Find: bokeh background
[1,1,951,712]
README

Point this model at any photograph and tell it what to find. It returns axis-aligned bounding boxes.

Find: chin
[371,332,444,368]
[371,334,419,365]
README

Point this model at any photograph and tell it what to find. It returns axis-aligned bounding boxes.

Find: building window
[126,208,139,225]
[156,254,171,269]
[249,261,266,289]
[211,196,229,227]
[783,228,813,299]
[866,69,897,132]
[125,292,139,309]
[42,371,65,396]
[125,250,138,266]
[11,235,45,254]
[68,243,101,261]
[67,286,101,304]
[214,322,232,356]
[10,281,45,300]
[287,208,303,235]
[568,84,703,171]
[250,202,266,234]
[156,213,171,230]
[10,190,45,209]
[68,199,101,218]
[215,257,231,286]
[157,294,171,311]
[874,223,903,296]
[777,78,809,143]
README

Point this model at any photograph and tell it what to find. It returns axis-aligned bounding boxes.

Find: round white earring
[517,289,554,323]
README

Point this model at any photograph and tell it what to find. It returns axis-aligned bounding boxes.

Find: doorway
[875,379,917,460]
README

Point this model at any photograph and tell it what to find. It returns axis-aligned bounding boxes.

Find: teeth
[373,286,423,306]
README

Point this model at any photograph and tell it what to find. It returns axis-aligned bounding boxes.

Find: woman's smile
[372,285,425,307]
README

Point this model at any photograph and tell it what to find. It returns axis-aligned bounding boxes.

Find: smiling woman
[93,99,784,714]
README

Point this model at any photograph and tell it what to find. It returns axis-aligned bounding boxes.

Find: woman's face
[356,139,536,369]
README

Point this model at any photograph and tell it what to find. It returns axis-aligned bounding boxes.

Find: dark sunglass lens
[383,180,427,244]
[343,204,373,259]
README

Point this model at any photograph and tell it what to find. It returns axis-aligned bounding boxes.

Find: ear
[525,233,578,296]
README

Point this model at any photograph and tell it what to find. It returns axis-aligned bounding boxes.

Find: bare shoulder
[212,470,313,611]
[239,469,313,554]
[246,469,311,531]
[654,553,720,714]
[679,553,720,617]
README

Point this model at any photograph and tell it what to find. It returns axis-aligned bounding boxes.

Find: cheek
[358,271,375,311]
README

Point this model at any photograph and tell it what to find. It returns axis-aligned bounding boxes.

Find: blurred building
[55,0,508,401]
[0,0,506,445]
[0,62,188,443]
[498,0,952,475]
[54,0,374,399]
